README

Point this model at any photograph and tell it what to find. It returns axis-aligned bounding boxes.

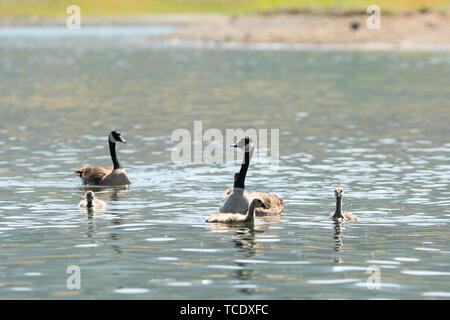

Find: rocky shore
[1,11,449,45]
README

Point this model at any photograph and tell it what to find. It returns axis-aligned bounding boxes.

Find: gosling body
[330,187,358,222]
[79,191,106,209]
[207,198,269,225]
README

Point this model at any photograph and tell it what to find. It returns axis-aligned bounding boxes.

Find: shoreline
[157,40,450,52]
[1,12,449,45]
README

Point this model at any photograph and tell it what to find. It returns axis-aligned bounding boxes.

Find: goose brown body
[247,191,284,216]
[76,167,130,186]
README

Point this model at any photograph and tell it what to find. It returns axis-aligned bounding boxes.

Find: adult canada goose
[206,198,268,225]
[330,187,358,222]
[220,137,284,216]
[79,191,106,209]
[75,131,131,186]
[224,172,239,195]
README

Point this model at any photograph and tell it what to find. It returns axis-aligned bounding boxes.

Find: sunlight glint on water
[0,27,449,299]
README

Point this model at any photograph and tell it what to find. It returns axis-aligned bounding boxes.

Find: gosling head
[250,198,269,209]
[85,190,95,202]
[231,136,253,152]
[109,130,126,144]
[335,187,344,199]
[233,171,240,183]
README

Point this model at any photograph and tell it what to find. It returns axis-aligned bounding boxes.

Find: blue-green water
[0,27,449,299]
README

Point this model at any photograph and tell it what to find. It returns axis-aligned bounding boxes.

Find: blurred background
[0,0,449,16]
[1,0,449,45]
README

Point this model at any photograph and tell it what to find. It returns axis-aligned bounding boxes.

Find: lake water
[0,26,449,299]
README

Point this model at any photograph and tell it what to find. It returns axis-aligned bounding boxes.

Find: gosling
[330,187,358,222]
[206,198,268,225]
[79,191,106,209]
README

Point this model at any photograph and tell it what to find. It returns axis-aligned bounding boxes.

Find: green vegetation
[0,0,449,17]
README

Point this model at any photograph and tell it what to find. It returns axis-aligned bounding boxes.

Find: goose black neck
[334,197,343,217]
[87,200,93,208]
[109,140,122,170]
[234,147,253,189]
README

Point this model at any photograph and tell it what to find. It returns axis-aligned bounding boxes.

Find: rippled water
[0,27,449,299]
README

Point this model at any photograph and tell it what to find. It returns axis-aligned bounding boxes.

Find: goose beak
[117,136,126,143]
[262,203,269,209]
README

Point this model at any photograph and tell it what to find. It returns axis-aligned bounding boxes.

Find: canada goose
[225,171,284,216]
[206,198,268,225]
[75,131,131,186]
[79,190,106,209]
[220,137,284,216]
[330,187,358,222]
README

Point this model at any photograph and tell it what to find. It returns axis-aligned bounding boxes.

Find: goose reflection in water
[333,221,344,263]
[332,220,359,263]
[206,218,282,295]
[232,227,258,294]
[108,216,124,255]
[81,204,124,255]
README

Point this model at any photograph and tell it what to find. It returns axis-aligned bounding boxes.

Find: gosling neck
[109,140,122,170]
[234,146,254,189]
[245,204,257,222]
[334,196,343,218]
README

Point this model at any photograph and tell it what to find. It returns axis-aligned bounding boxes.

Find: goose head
[85,190,95,202]
[109,131,126,144]
[335,187,344,199]
[231,136,253,152]
[250,198,269,210]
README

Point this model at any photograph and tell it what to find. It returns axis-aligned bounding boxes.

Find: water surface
[0,27,449,299]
